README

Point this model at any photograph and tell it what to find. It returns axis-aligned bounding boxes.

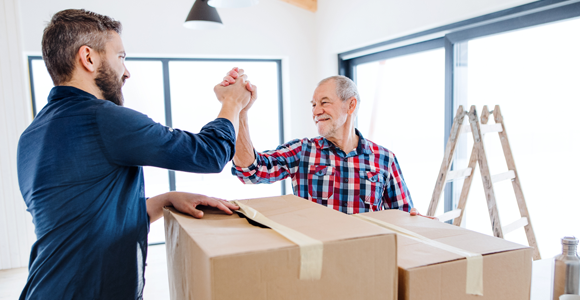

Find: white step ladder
[428,105,541,260]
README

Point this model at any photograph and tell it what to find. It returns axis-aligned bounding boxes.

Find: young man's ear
[77,45,99,73]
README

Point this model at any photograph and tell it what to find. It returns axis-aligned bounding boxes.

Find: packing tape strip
[353,214,484,296]
[233,200,323,280]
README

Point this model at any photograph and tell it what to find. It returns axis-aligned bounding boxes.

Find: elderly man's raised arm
[234,110,256,167]
[220,67,257,168]
[221,68,301,184]
[234,89,258,168]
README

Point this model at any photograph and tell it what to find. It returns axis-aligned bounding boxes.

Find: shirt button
[343,178,348,183]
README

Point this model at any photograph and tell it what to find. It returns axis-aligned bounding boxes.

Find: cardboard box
[357,210,533,300]
[164,195,398,300]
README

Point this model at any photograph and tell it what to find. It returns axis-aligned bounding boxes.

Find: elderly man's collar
[356,129,374,155]
[317,129,374,155]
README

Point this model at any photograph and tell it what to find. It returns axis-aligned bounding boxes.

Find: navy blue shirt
[17,86,235,300]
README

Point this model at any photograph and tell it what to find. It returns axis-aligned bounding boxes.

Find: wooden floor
[0,267,27,300]
[0,245,170,300]
[143,244,170,299]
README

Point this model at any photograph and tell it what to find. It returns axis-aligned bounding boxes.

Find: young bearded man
[17,9,254,299]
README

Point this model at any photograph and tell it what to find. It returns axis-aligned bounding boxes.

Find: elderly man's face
[311,80,350,139]
[95,31,130,106]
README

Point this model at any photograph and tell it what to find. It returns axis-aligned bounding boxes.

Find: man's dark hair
[42,9,122,85]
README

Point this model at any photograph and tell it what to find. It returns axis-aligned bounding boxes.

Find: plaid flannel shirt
[232,130,413,214]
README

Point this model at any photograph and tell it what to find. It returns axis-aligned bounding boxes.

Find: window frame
[27,56,287,196]
[338,0,580,215]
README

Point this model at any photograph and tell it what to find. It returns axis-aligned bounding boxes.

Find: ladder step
[445,168,472,182]
[502,217,528,234]
[491,170,516,183]
[460,123,503,135]
[435,209,462,222]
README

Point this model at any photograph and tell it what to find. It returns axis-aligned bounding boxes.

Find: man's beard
[95,60,126,106]
[315,115,335,137]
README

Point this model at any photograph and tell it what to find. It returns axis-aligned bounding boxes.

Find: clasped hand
[216,67,257,113]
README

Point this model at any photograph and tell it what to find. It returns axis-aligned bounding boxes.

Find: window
[28,57,285,244]
[339,1,580,258]
[356,48,445,214]
[454,17,580,257]
[167,61,282,200]
[123,60,169,203]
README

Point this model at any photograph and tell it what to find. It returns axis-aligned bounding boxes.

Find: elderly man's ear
[348,97,357,114]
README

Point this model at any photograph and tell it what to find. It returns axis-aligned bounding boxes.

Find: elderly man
[224,72,415,215]
[17,9,249,300]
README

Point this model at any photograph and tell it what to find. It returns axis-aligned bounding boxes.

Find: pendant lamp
[208,0,259,8]
[184,0,224,30]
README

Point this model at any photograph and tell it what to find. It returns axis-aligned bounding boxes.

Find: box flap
[165,195,393,258]
[359,210,530,269]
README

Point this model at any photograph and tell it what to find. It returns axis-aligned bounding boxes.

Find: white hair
[317,75,360,113]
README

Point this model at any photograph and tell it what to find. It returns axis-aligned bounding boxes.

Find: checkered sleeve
[383,155,413,212]
[231,139,304,184]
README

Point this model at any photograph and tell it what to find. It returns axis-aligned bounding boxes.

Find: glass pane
[356,49,445,214]
[30,59,53,114]
[456,17,580,258]
[169,61,282,200]
[123,60,169,244]
[123,60,169,198]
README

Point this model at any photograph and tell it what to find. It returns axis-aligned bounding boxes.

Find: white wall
[315,0,538,79]
[2,0,540,270]
[0,0,37,270]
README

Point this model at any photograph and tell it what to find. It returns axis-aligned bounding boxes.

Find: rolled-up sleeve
[95,102,235,173]
[231,139,304,184]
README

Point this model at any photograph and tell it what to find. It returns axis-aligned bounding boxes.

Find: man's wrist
[161,192,173,207]
[222,99,244,113]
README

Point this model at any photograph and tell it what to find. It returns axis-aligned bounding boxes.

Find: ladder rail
[452,144,478,226]
[492,105,541,260]
[427,106,466,216]
[469,106,504,239]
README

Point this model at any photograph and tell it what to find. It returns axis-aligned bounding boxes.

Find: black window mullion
[443,37,455,221]
[28,56,40,118]
[276,60,286,196]
[348,38,444,67]
[338,56,353,79]
[161,59,177,192]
